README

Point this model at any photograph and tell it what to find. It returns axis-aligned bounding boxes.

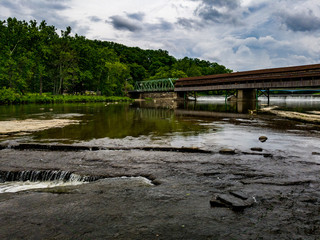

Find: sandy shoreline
[0,119,79,135]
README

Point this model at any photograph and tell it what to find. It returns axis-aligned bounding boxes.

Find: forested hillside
[0,18,232,97]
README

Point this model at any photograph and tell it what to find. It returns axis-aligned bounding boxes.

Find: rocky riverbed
[0,142,319,239]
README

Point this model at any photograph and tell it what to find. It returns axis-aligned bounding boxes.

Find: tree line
[0,17,232,96]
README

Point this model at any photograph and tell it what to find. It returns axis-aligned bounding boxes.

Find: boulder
[210,193,254,211]
[259,136,268,142]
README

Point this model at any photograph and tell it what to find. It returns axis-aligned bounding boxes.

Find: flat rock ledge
[260,106,320,123]
[0,143,212,154]
[210,192,254,211]
[251,147,263,152]
[219,148,236,155]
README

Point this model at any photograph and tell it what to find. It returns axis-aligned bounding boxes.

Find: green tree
[104,61,130,96]
[28,20,58,94]
[0,18,29,92]
[149,66,187,79]
[129,63,147,82]
[50,27,79,94]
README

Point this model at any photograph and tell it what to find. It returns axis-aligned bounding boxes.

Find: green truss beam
[134,78,177,92]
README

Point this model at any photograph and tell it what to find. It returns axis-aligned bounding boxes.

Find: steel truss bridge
[133,78,177,92]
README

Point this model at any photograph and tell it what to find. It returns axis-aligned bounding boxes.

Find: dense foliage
[0,17,232,99]
[0,87,131,104]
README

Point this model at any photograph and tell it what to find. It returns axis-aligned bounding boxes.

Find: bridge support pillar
[237,89,257,113]
[237,89,257,102]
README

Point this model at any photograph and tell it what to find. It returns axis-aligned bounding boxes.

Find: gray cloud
[197,8,225,23]
[248,2,268,13]
[0,0,71,23]
[26,0,70,10]
[126,12,145,21]
[16,0,71,12]
[1,0,70,12]
[108,15,142,32]
[200,0,240,9]
[193,0,243,25]
[0,0,86,36]
[279,10,320,32]
[177,17,203,29]
[154,19,173,31]
[0,0,20,11]
[108,13,172,33]
[89,16,102,22]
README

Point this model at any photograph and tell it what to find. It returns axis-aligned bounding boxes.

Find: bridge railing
[133,78,177,92]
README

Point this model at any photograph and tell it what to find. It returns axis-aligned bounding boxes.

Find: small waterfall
[0,170,102,193]
[0,170,156,193]
[0,170,99,183]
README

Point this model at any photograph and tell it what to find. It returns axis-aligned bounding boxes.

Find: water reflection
[182,99,257,114]
[29,103,211,142]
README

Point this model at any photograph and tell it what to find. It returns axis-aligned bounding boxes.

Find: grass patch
[0,88,132,104]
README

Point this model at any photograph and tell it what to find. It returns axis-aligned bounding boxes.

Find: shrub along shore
[0,87,132,105]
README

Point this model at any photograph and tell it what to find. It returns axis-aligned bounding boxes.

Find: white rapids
[0,180,87,193]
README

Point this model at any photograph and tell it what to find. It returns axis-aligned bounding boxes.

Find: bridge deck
[175,64,320,92]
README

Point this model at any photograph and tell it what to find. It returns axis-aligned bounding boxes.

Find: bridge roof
[178,63,320,82]
[175,63,320,91]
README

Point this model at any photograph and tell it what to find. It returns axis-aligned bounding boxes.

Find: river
[1,95,320,157]
[0,95,320,239]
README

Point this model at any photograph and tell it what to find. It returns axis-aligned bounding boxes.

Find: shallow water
[0,96,320,159]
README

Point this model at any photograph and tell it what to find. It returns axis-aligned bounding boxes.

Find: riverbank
[0,88,132,104]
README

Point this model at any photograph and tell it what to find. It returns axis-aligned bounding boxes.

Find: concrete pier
[237,89,256,102]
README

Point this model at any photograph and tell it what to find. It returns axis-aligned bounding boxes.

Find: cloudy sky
[1,0,320,71]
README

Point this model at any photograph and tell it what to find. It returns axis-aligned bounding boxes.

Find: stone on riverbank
[259,136,268,142]
[210,193,254,211]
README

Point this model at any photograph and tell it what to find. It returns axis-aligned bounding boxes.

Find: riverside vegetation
[0,87,131,104]
[0,17,231,104]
